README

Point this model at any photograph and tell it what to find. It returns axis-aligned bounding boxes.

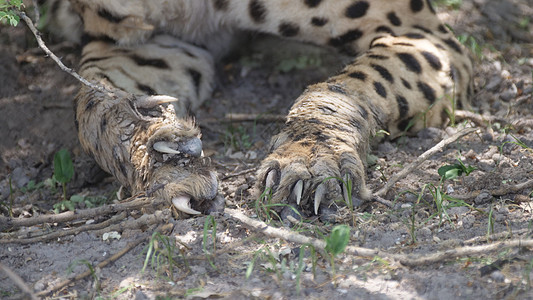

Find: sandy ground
[1,0,533,299]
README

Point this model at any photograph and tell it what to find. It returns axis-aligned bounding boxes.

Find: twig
[454,110,507,126]
[464,228,531,245]
[225,208,533,267]
[221,167,258,180]
[0,196,165,231]
[0,262,39,300]
[18,12,107,93]
[374,127,477,197]
[1,212,127,245]
[372,195,395,208]
[449,179,533,201]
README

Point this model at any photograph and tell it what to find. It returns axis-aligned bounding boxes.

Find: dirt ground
[1,0,533,299]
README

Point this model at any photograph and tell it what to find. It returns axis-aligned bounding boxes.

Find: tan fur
[44,0,472,216]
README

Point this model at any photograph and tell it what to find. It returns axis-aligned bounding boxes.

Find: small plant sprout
[202,216,218,269]
[325,225,350,280]
[142,232,183,282]
[437,158,476,182]
[53,148,74,201]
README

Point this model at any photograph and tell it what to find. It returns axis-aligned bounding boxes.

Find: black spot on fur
[345,1,369,19]
[393,42,414,47]
[467,83,473,100]
[417,81,436,103]
[100,118,107,133]
[398,118,413,132]
[373,81,387,98]
[319,105,337,114]
[97,8,125,23]
[443,38,463,54]
[304,0,322,8]
[371,64,394,83]
[435,44,445,50]
[81,34,116,47]
[188,68,202,94]
[308,118,323,125]
[397,53,422,74]
[438,25,448,34]
[311,17,328,26]
[426,0,436,13]
[371,43,388,48]
[80,55,113,66]
[410,0,424,12]
[421,51,442,70]
[404,33,425,39]
[213,0,229,10]
[329,29,363,47]
[85,99,96,111]
[358,104,369,119]
[401,78,412,89]
[387,12,402,26]
[137,83,156,95]
[328,84,347,95]
[314,132,330,142]
[413,25,432,34]
[249,0,267,23]
[368,54,389,60]
[50,0,61,15]
[130,54,170,69]
[396,95,409,116]
[349,117,363,130]
[279,22,300,37]
[349,71,367,81]
[375,26,395,35]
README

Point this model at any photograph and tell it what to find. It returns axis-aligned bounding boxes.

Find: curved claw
[172,196,201,215]
[292,180,303,205]
[136,95,178,108]
[265,169,278,190]
[153,141,181,154]
[314,183,326,215]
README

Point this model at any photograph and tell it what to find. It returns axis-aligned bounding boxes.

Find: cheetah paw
[256,132,372,219]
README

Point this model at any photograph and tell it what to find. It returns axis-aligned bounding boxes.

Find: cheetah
[39,0,473,217]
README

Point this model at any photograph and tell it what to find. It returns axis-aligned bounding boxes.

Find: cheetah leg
[75,35,223,215]
[246,1,473,217]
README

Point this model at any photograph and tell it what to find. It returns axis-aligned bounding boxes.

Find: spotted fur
[42,0,472,216]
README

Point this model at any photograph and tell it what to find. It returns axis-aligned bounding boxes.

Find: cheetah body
[42,0,473,216]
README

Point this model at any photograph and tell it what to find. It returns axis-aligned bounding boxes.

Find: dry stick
[18,12,106,93]
[221,167,258,180]
[454,110,508,126]
[464,228,531,245]
[1,212,127,245]
[451,179,533,201]
[0,196,164,231]
[0,262,39,300]
[225,208,533,267]
[374,127,477,198]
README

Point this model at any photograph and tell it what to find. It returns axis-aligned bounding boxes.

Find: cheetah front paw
[256,130,372,218]
[76,86,222,216]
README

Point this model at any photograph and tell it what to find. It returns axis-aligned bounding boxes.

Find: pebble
[499,84,517,102]
[484,75,502,91]
[490,271,506,283]
[474,191,492,205]
[417,127,444,140]
[461,214,476,229]
[11,167,30,188]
